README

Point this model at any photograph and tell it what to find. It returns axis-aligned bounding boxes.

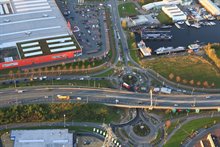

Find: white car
[76,97,82,100]
[174,104,178,107]
[206,96,211,99]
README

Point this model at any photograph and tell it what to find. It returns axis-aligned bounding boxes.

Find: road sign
[172,108,176,113]
[195,109,200,113]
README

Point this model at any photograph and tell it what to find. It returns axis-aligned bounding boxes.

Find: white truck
[160,87,172,94]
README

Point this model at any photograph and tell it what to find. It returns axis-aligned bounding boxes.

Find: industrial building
[0,0,82,70]
[199,0,220,16]
[162,5,187,22]
[11,129,74,147]
[142,0,182,11]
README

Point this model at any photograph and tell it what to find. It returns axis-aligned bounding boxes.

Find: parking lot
[56,0,108,58]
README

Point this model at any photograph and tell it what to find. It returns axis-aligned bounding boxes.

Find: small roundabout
[132,122,150,137]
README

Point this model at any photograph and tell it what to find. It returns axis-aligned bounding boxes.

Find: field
[164,117,220,147]
[118,3,139,17]
[212,44,220,58]
[157,11,173,24]
[140,55,220,88]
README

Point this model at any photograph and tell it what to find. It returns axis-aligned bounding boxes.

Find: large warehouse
[162,5,187,22]
[11,129,74,147]
[199,0,220,16]
[0,0,82,70]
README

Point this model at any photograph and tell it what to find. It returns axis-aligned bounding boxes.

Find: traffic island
[133,123,150,137]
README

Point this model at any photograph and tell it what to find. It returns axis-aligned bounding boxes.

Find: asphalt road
[1,86,220,109]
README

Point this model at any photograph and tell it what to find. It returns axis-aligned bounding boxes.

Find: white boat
[155,46,185,55]
[185,20,191,26]
[188,43,200,50]
[137,40,152,57]
[177,21,184,25]
[191,23,201,28]
[175,23,181,29]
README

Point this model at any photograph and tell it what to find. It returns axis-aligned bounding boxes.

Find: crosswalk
[0,2,13,15]
[12,0,50,13]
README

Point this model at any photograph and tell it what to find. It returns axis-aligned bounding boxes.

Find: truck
[160,87,172,94]
[122,82,130,89]
[57,95,70,100]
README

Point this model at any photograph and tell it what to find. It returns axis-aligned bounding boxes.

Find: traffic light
[186,109,190,113]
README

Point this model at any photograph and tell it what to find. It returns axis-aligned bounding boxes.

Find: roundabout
[133,122,150,137]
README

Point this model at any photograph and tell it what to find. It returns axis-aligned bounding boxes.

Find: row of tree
[168,73,215,87]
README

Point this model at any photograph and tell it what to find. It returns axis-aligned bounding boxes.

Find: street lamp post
[63,114,66,127]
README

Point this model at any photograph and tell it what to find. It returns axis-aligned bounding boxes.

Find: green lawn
[157,10,173,24]
[212,44,220,58]
[0,79,114,89]
[164,117,220,147]
[138,0,161,6]
[127,33,140,63]
[141,55,220,88]
[118,3,139,17]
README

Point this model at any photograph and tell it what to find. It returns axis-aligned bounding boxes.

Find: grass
[133,123,150,136]
[212,44,220,58]
[0,79,114,89]
[118,3,139,17]
[157,10,173,25]
[140,55,220,88]
[94,69,115,77]
[127,32,140,63]
[164,117,220,147]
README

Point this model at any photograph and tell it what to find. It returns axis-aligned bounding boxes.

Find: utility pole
[63,114,66,128]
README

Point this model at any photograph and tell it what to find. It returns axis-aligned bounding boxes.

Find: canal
[136,20,220,50]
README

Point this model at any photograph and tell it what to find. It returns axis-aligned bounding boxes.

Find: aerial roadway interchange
[1,86,220,110]
[1,0,220,146]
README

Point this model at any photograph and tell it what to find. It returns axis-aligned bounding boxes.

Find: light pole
[63,114,66,127]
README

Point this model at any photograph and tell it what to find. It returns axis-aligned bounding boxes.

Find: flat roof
[11,129,73,147]
[0,0,72,48]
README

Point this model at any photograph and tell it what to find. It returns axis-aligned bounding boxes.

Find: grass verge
[164,117,220,147]
[118,3,139,17]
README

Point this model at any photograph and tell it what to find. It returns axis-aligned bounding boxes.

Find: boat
[175,23,181,29]
[137,40,152,57]
[191,23,201,28]
[188,43,201,50]
[185,20,191,26]
[160,25,172,29]
[154,46,186,55]
[177,21,184,25]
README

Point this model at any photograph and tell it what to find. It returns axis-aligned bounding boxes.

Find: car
[206,96,211,99]
[174,104,178,107]
[17,90,24,93]
[76,97,82,100]
[56,77,61,80]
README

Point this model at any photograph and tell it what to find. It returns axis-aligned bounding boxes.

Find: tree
[176,76,181,82]
[189,80,194,85]
[130,32,135,38]
[165,120,171,129]
[211,82,215,87]
[196,81,201,86]
[121,20,127,29]
[169,73,174,80]
[182,79,188,84]
[131,42,137,49]
[203,81,209,87]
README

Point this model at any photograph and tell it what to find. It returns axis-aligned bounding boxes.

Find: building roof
[199,0,220,16]
[0,0,72,48]
[11,129,73,147]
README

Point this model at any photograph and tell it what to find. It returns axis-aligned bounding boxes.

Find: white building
[0,0,72,48]
[162,5,187,22]
[11,129,73,147]
[199,0,220,16]
[142,0,182,11]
